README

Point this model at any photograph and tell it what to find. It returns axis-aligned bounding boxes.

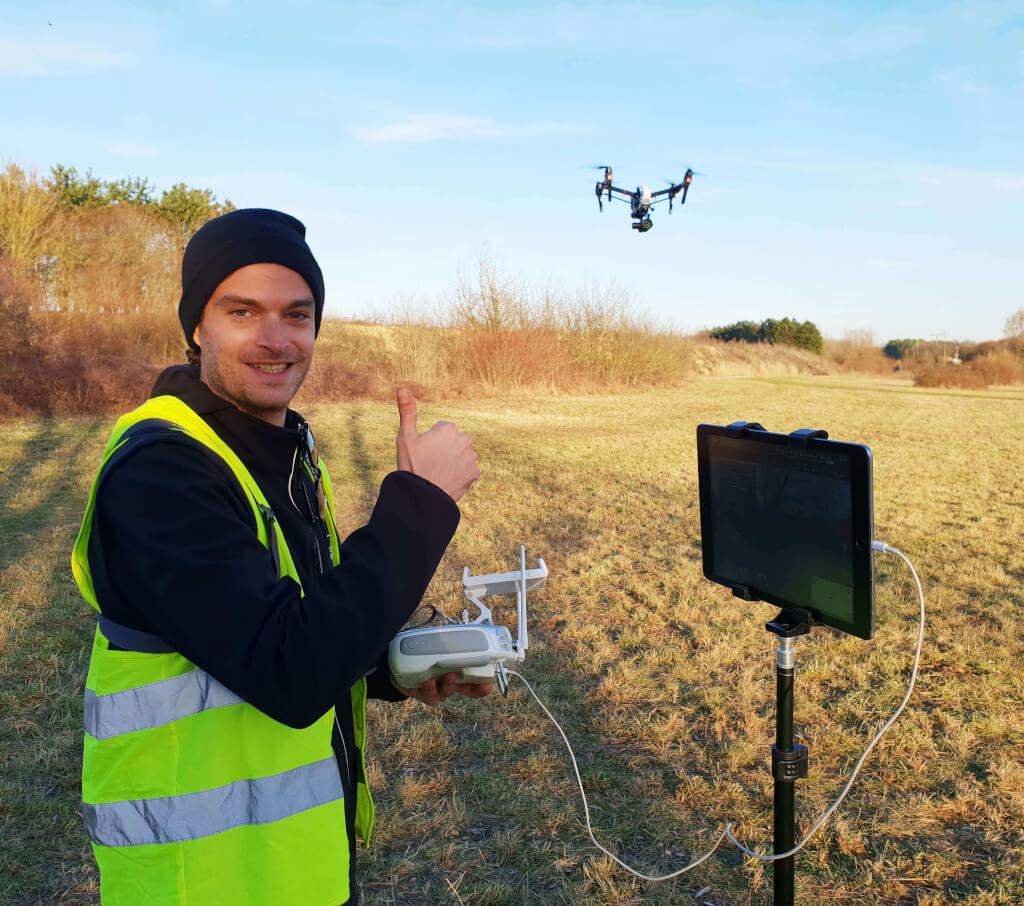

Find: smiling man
[192,262,317,425]
[71,208,485,906]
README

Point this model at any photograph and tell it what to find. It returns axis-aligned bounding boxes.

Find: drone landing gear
[631,218,653,233]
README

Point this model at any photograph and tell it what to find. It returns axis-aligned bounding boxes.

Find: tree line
[0,163,235,416]
[709,317,824,355]
[46,165,235,240]
[0,162,233,282]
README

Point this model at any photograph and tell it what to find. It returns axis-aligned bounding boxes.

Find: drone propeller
[590,165,614,211]
[665,169,699,213]
[665,171,704,181]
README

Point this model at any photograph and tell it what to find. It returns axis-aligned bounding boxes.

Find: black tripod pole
[774,636,796,904]
[766,613,810,906]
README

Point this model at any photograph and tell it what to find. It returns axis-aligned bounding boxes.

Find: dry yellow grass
[2,373,1022,904]
[689,341,838,377]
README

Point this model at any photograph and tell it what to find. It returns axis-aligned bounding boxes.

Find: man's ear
[192,325,201,347]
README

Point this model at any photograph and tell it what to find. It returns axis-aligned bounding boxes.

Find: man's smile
[249,363,292,373]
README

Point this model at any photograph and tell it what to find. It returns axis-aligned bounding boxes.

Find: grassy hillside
[688,342,836,377]
[2,374,1022,904]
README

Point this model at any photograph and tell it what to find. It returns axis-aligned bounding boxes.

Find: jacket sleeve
[365,648,408,702]
[88,437,457,728]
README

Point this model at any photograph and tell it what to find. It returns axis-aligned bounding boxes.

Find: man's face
[193,263,316,426]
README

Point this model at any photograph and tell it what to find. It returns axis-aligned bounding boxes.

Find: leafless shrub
[914,354,1024,389]
[1005,306,1024,340]
[824,329,892,374]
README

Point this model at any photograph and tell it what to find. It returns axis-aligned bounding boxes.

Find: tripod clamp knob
[772,744,809,783]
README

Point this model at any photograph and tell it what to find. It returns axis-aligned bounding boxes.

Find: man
[71,208,486,906]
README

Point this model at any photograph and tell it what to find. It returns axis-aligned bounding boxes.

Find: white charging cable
[508,540,925,879]
[726,541,925,862]
[507,670,729,880]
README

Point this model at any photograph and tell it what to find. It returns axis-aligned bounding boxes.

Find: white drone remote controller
[389,546,547,695]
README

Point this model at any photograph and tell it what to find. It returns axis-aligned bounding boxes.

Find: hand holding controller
[391,670,492,705]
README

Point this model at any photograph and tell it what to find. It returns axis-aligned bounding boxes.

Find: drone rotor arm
[606,185,635,201]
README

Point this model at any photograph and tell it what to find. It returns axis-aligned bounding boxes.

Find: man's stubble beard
[199,346,312,422]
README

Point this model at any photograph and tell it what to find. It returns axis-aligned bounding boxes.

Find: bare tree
[0,165,57,270]
[1005,307,1024,340]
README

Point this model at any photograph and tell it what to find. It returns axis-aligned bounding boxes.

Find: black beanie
[178,208,325,351]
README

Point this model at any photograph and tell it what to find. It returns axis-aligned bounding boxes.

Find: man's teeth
[251,364,289,373]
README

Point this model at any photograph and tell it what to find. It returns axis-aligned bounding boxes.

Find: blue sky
[2,0,1022,342]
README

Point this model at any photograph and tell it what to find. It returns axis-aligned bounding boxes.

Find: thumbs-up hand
[396,387,480,502]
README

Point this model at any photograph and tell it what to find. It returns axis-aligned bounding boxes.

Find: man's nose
[255,316,287,352]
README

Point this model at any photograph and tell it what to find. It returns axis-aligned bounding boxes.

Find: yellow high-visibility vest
[72,395,373,906]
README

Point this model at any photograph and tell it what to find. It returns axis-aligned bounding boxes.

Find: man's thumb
[396,387,418,440]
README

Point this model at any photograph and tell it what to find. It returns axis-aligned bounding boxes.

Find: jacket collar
[149,364,306,475]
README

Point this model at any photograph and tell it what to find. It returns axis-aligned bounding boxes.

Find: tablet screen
[697,424,875,639]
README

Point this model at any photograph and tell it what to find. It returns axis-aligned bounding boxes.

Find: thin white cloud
[105,141,159,160]
[347,2,927,64]
[351,113,584,146]
[0,38,129,75]
[946,0,1024,30]
[742,151,1024,198]
[858,198,926,210]
[915,165,1024,194]
[992,174,1024,193]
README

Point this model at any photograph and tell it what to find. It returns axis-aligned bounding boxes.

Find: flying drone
[593,166,694,232]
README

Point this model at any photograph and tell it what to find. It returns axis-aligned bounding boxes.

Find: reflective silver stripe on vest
[83,755,343,847]
[84,669,245,741]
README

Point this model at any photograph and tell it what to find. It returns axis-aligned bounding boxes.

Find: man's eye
[289,311,312,320]
[230,309,251,318]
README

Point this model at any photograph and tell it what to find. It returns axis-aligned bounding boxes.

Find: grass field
[2,374,1023,905]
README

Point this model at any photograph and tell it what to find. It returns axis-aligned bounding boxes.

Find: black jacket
[86,365,460,904]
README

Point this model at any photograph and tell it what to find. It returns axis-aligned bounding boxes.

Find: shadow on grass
[345,408,379,521]
[0,418,109,905]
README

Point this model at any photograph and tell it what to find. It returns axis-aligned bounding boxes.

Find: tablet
[697,423,875,640]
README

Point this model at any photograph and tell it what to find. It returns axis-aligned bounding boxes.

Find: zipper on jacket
[288,434,330,574]
[334,712,351,804]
